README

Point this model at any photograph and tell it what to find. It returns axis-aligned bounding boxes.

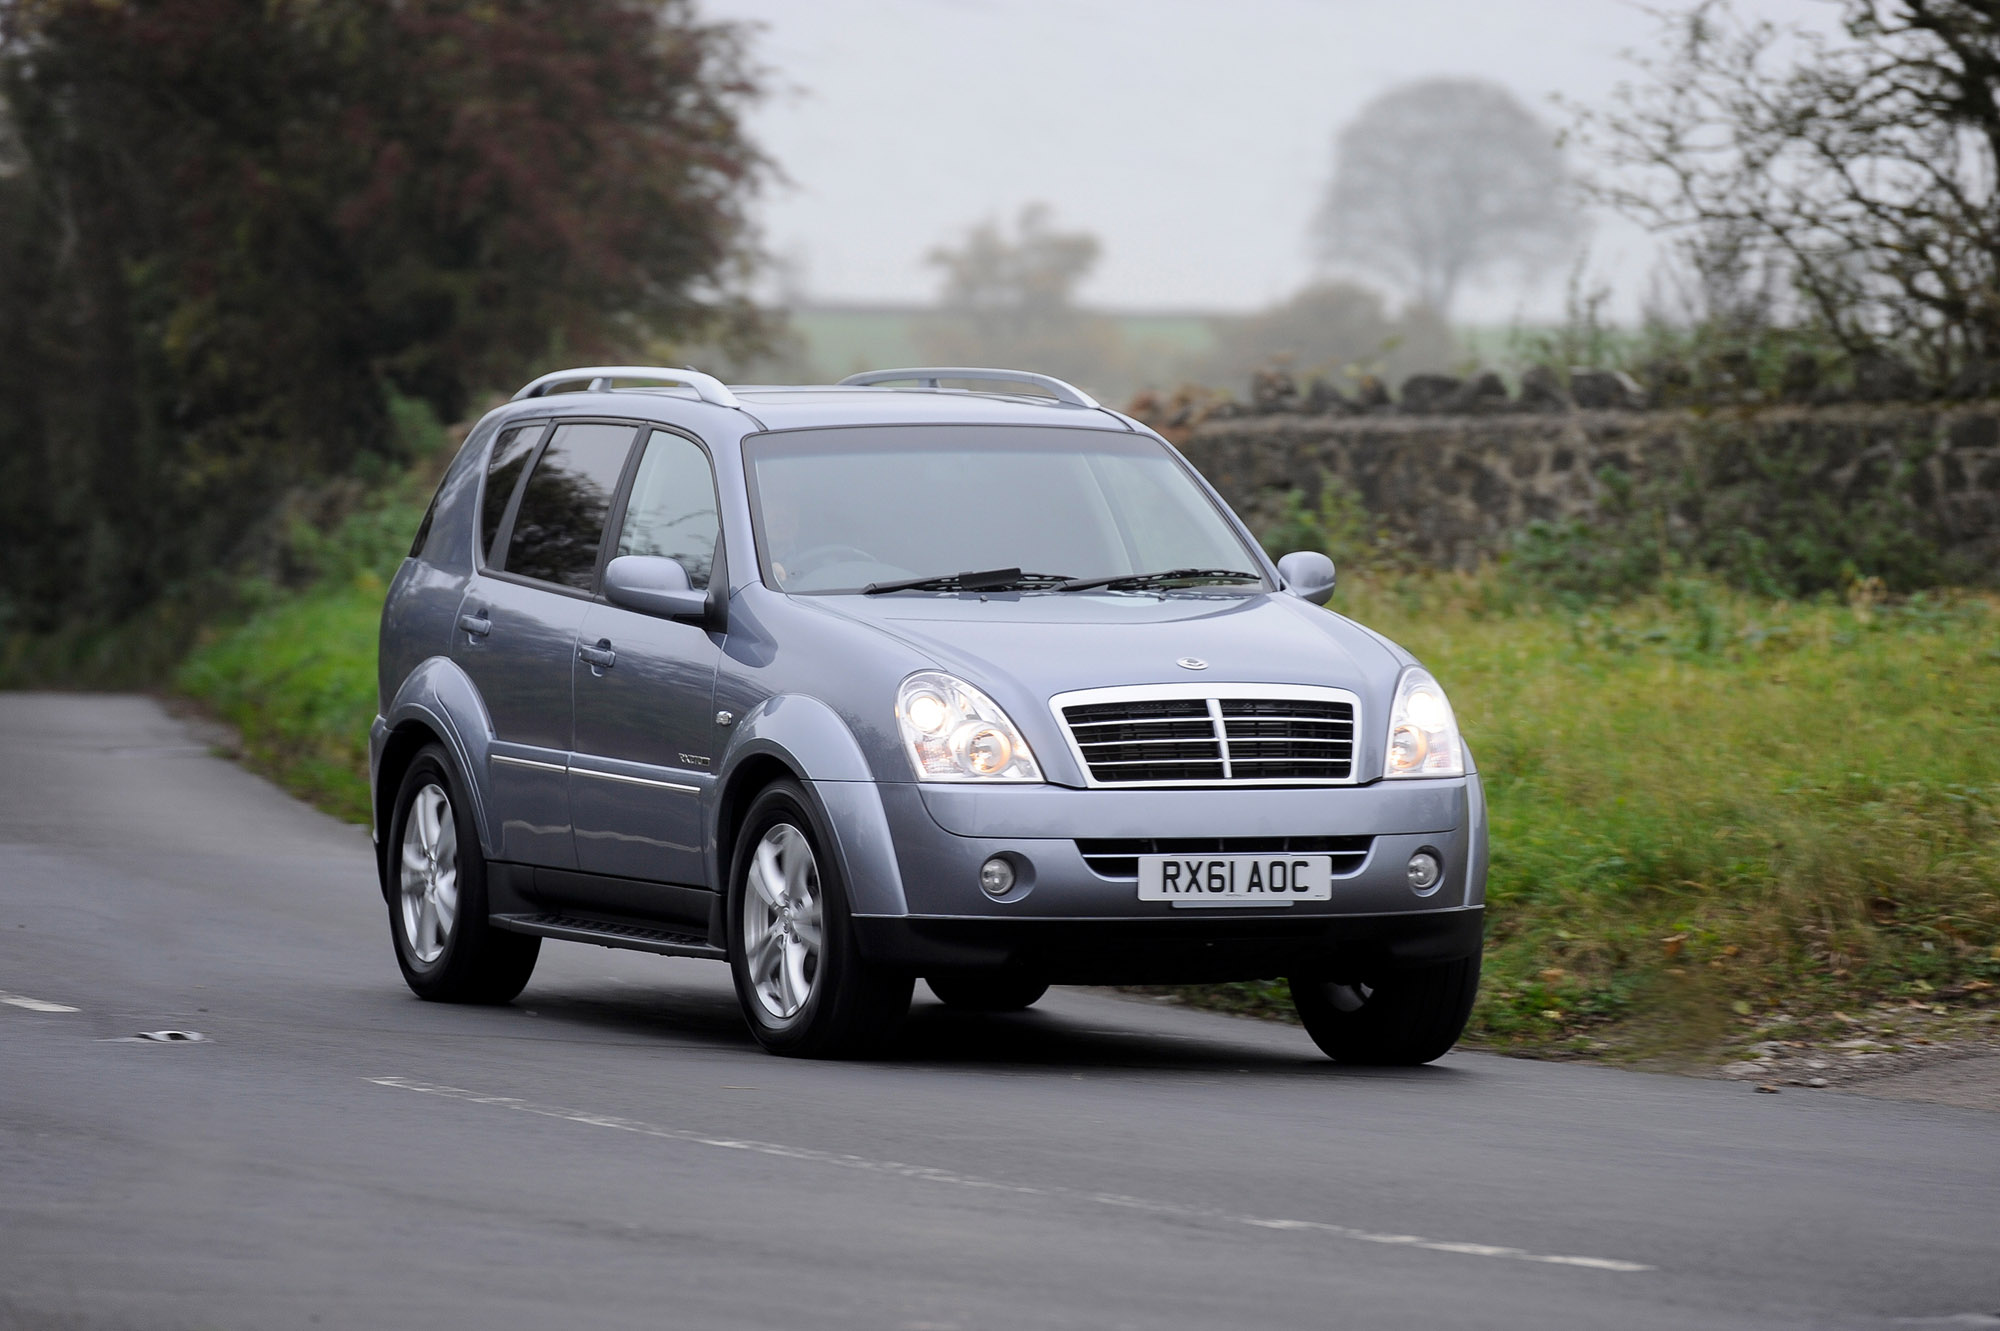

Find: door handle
[578,640,617,670]
[458,611,491,639]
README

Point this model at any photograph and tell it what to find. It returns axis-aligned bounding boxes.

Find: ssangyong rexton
[372,366,1486,1061]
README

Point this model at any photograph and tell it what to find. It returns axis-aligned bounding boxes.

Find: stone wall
[1178,403,2000,579]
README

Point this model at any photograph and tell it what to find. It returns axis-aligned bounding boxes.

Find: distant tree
[929,203,1100,322]
[1314,79,1579,317]
[917,204,1130,396]
[1573,0,2000,383]
[1192,281,1458,392]
[0,0,767,635]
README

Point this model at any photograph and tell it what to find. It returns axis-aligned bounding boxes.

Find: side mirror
[604,555,711,622]
[1276,551,1337,605]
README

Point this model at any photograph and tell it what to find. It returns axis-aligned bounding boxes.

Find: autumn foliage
[0,0,766,634]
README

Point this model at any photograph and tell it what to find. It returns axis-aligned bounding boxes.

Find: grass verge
[175,574,385,825]
[172,436,442,826]
[1172,572,2000,1058]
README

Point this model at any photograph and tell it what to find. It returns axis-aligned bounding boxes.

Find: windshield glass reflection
[745,426,1265,594]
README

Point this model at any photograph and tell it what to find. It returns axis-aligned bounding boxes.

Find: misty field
[175,499,2000,1057]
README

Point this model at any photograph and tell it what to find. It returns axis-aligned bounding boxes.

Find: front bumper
[854,907,1483,984]
[841,776,1487,982]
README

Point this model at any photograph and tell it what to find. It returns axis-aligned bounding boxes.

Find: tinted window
[615,431,719,590]
[480,425,543,563]
[408,486,440,560]
[503,422,638,589]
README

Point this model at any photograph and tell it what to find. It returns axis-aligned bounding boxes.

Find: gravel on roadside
[1711,994,2000,1109]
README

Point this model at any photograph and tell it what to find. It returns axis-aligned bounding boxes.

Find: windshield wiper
[862,567,1074,595]
[1057,567,1262,593]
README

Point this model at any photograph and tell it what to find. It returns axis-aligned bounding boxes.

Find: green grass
[173,439,441,827]
[1182,572,2000,1056]
[175,573,385,824]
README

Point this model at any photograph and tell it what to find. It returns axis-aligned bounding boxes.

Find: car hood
[813,588,1397,701]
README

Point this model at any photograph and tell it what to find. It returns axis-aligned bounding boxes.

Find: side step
[491,912,726,961]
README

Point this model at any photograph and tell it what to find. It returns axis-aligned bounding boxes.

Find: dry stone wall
[1178,403,2000,580]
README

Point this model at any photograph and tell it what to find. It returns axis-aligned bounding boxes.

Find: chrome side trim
[1049,682,1363,789]
[568,766,701,796]
[490,753,567,774]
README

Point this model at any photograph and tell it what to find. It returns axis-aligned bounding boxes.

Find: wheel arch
[374,719,447,901]
[375,656,499,899]
[712,695,909,918]
[713,753,797,897]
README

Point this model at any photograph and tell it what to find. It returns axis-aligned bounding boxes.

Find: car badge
[1176,657,1209,671]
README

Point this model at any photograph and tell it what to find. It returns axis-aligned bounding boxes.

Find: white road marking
[369,1074,1653,1274]
[1,992,79,1013]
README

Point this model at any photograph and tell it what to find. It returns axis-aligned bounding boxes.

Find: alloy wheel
[742,822,823,1019]
[399,782,459,965]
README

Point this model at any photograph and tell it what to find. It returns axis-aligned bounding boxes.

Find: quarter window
[480,424,543,564]
[615,430,720,590]
[502,422,638,589]
[408,487,440,561]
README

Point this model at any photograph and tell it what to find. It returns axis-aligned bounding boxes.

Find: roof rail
[837,366,1100,409]
[511,366,740,409]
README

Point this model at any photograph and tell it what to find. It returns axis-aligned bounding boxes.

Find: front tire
[926,972,1049,1012]
[387,744,540,1004]
[726,780,912,1058]
[1290,955,1480,1066]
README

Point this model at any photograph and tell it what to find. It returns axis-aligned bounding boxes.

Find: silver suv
[372,366,1486,1061]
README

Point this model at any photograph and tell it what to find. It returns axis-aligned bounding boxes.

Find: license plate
[1137,855,1333,908]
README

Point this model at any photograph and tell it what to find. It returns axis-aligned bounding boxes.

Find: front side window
[743,425,1264,593]
[615,430,720,590]
[502,422,638,589]
[480,424,544,564]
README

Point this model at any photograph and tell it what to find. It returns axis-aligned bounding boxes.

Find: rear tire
[726,780,912,1058]
[926,972,1049,1012]
[388,745,540,1004]
[1290,955,1480,1066]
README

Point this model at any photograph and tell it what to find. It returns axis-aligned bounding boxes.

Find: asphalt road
[2,693,1996,1331]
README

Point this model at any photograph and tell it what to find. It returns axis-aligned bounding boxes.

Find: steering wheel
[785,543,878,576]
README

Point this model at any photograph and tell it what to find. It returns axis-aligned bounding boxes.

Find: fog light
[1406,850,1443,895]
[979,856,1016,898]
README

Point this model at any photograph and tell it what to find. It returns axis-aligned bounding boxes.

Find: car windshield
[743,425,1267,594]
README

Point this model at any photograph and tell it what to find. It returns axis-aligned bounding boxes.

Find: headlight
[1384,667,1465,778]
[896,671,1043,782]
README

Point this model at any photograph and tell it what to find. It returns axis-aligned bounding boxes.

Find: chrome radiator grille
[1052,685,1361,787]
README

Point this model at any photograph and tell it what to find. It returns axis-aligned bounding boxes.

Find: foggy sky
[703,0,1842,322]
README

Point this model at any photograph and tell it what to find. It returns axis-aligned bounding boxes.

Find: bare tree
[1575,1,2000,382]
[1315,78,1579,318]
[1642,221,1789,335]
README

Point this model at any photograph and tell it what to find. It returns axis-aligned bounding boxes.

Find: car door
[569,427,725,896]
[452,418,643,869]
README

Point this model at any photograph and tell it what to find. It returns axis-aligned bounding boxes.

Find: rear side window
[408,487,441,560]
[480,425,543,563]
[615,430,719,590]
[503,422,639,589]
